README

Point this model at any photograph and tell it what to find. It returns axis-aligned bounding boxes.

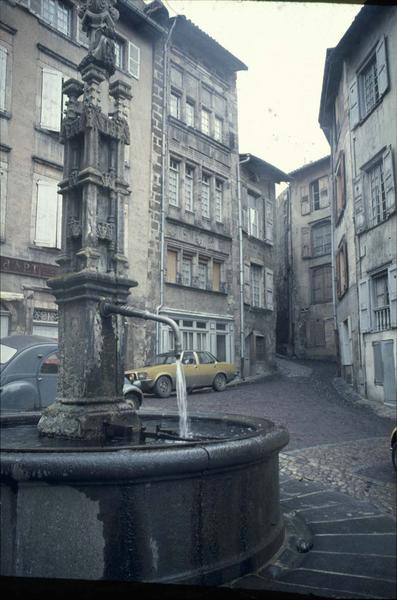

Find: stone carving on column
[38,0,139,440]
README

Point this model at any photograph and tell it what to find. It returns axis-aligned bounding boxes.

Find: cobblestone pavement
[143,357,396,515]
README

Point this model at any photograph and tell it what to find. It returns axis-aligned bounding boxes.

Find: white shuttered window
[128,42,140,79]
[35,180,62,248]
[41,67,63,131]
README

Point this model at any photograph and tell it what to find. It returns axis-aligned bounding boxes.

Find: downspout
[156,18,177,354]
[237,154,251,379]
[329,133,339,369]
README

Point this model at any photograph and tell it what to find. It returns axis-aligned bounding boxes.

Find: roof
[1,335,56,350]
[171,15,247,73]
[119,0,168,36]
[288,155,330,178]
[319,4,393,132]
[239,154,290,183]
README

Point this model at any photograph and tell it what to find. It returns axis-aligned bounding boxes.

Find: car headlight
[137,372,148,380]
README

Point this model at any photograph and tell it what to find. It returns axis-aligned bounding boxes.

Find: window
[249,207,259,238]
[0,45,7,112]
[201,174,210,219]
[312,221,331,257]
[197,351,216,364]
[170,66,183,88]
[0,159,8,241]
[349,37,389,127]
[186,100,195,127]
[201,108,210,136]
[181,256,192,286]
[250,264,263,308]
[166,249,177,283]
[184,165,194,212]
[247,191,261,239]
[198,261,208,290]
[42,0,71,37]
[354,147,395,233]
[368,161,386,227]
[265,268,274,310]
[40,67,63,131]
[114,38,125,70]
[170,91,181,119]
[336,237,348,299]
[310,180,320,211]
[40,351,60,374]
[359,266,397,332]
[128,42,140,79]
[34,179,62,248]
[312,264,332,304]
[335,152,346,223]
[214,117,223,142]
[169,158,180,207]
[215,179,223,222]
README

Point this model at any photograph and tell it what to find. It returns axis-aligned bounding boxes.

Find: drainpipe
[237,154,251,380]
[156,18,177,354]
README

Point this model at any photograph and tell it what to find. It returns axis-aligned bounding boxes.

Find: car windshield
[0,344,18,366]
[151,353,177,365]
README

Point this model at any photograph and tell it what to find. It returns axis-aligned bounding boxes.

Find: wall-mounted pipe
[99,301,182,356]
[237,153,251,380]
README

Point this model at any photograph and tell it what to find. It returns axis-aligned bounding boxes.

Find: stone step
[300,550,396,579]
[310,515,396,535]
[312,532,396,555]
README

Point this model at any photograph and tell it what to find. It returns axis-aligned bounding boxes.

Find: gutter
[237,154,251,380]
[156,18,176,353]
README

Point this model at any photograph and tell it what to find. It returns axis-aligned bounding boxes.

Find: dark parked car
[0,335,143,413]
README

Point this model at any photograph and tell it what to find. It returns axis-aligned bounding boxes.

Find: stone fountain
[0,0,288,586]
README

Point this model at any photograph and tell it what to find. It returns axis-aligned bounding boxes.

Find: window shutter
[41,67,63,131]
[376,36,388,97]
[358,278,372,333]
[353,174,366,233]
[244,263,251,304]
[319,177,329,209]
[128,42,140,79]
[349,78,359,128]
[35,180,59,247]
[0,160,7,239]
[241,207,248,232]
[388,265,397,327]
[0,46,7,111]
[382,146,395,216]
[265,268,274,311]
[265,199,273,244]
[301,226,311,258]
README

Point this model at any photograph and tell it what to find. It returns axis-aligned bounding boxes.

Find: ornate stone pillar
[38,0,139,440]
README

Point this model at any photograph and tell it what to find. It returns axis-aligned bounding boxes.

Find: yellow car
[126,351,238,398]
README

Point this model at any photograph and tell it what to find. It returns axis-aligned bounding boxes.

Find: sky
[162,0,362,178]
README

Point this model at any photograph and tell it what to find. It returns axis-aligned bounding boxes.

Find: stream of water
[175,358,190,438]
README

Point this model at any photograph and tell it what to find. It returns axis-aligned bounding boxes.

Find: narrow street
[143,357,396,516]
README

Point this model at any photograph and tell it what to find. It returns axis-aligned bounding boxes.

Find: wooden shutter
[300,185,310,215]
[388,265,397,328]
[265,199,273,244]
[167,249,177,283]
[383,146,395,216]
[349,78,359,128]
[353,174,366,233]
[35,180,59,247]
[244,263,251,304]
[265,268,273,311]
[212,261,221,292]
[41,67,63,131]
[301,226,311,258]
[376,36,388,97]
[358,278,372,333]
[0,160,7,239]
[128,42,140,79]
[319,177,329,209]
[0,46,6,111]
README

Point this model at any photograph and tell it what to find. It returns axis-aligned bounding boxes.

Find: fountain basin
[1,411,288,585]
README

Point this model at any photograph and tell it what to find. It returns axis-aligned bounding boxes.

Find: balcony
[374,306,391,331]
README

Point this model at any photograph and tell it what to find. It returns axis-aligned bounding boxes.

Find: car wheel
[154,376,172,398]
[125,392,142,410]
[392,441,397,472]
[213,373,227,392]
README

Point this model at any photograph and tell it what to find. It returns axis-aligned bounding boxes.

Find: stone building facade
[275,156,336,361]
[0,0,164,345]
[0,0,287,375]
[319,4,397,406]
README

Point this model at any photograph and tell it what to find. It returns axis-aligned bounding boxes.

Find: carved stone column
[38,0,139,440]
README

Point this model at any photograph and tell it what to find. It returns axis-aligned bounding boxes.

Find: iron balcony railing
[374,306,391,331]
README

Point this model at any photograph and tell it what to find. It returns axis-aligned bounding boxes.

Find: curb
[332,376,396,419]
